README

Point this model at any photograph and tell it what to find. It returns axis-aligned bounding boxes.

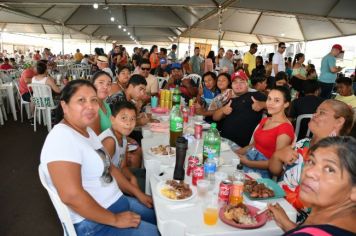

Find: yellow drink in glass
[203,208,218,225]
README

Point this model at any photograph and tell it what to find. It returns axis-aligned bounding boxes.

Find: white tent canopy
[0,0,356,45]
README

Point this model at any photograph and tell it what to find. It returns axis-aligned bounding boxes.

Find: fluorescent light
[128,32,130,35]
[110,17,115,22]
[93,3,99,9]
[118,25,121,29]
[280,33,285,37]
[123,28,126,32]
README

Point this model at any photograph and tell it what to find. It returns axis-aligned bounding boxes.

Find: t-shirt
[149,53,159,69]
[319,54,337,84]
[0,63,13,70]
[219,57,234,75]
[202,87,220,108]
[40,124,122,224]
[335,95,356,108]
[253,117,295,158]
[99,102,112,132]
[190,55,203,75]
[220,92,267,147]
[145,74,159,94]
[282,224,356,236]
[271,52,285,76]
[243,52,256,75]
[74,52,83,62]
[168,51,177,62]
[289,95,324,140]
[99,128,127,167]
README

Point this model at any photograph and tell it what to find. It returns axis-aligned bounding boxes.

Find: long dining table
[141,115,297,236]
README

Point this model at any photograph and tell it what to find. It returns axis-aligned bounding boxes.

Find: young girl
[237,86,295,178]
[100,101,144,191]
[208,73,233,111]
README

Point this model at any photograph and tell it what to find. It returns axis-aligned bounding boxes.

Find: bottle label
[172,94,180,103]
[204,162,216,174]
[170,118,183,132]
[203,145,220,158]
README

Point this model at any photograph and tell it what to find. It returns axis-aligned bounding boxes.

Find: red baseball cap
[231,70,249,82]
[332,44,343,52]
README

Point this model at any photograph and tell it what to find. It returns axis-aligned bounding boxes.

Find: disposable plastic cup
[197,179,210,199]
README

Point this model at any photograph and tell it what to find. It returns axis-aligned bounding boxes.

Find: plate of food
[148,145,176,158]
[151,107,169,114]
[219,204,268,229]
[157,180,196,202]
[244,178,285,200]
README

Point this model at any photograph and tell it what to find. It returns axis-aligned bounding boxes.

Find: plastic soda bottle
[202,123,221,164]
[204,153,216,190]
[169,104,183,147]
[229,164,245,206]
[172,85,181,107]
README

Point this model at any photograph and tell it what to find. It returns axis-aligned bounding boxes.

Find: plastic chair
[295,114,313,139]
[184,73,201,85]
[28,84,58,132]
[38,165,77,236]
[13,79,31,122]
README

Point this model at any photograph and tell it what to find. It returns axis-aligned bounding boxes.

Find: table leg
[6,85,17,121]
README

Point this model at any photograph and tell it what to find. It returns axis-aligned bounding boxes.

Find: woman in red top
[149,45,159,75]
[237,86,294,178]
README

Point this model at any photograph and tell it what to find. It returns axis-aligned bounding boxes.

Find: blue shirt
[319,53,337,83]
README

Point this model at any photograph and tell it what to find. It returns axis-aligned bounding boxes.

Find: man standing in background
[271,42,286,77]
[190,47,203,76]
[318,44,343,99]
[243,43,258,78]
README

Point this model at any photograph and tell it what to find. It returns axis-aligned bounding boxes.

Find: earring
[329,130,337,137]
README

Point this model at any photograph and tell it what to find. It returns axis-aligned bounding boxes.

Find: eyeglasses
[96,148,113,184]
[141,67,151,71]
[280,46,286,49]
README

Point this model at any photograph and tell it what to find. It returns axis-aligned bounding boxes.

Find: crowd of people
[5,41,355,236]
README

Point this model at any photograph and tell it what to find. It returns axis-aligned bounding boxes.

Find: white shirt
[99,128,127,167]
[32,76,48,85]
[40,124,122,224]
[271,52,285,77]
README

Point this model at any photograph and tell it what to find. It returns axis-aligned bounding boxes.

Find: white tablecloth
[141,127,297,236]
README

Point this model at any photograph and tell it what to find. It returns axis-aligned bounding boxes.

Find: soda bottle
[202,123,221,164]
[204,153,216,190]
[169,105,183,147]
[172,85,181,107]
[229,164,244,206]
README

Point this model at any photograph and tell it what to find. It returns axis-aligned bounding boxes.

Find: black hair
[128,74,147,87]
[172,44,177,50]
[303,80,320,94]
[250,43,258,49]
[271,85,291,103]
[111,100,137,117]
[10,58,15,62]
[91,70,113,84]
[84,54,89,58]
[268,53,274,63]
[160,48,167,54]
[202,71,217,82]
[142,49,149,56]
[293,53,305,67]
[336,76,352,86]
[194,47,200,50]
[36,61,47,74]
[309,136,356,185]
[278,42,286,48]
[183,56,190,63]
[275,71,288,82]
[55,80,97,122]
[139,58,151,67]
[207,51,215,59]
[117,66,131,74]
[250,73,267,86]
[217,73,232,88]
[149,45,157,55]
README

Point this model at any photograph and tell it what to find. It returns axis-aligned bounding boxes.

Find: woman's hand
[277,146,298,165]
[136,192,153,208]
[112,211,141,228]
[268,203,296,232]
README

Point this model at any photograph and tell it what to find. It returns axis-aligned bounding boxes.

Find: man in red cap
[318,44,343,99]
[213,70,266,147]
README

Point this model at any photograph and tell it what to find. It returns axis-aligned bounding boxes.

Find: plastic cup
[151,96,158,108]
[197,179,210,199]
[202,195,219,226]
[213,172,228,194]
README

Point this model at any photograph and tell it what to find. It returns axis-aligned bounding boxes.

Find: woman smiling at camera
[270,136,356,236]
[40,80,158,236]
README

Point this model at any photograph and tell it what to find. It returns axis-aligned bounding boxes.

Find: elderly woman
[40,80,158,236]
[269,136,356,235]
[269,99,354,224]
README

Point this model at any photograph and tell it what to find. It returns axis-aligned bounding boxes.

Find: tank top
[98,101,112,132]
[99,128,127,167]
[32,76,48,85]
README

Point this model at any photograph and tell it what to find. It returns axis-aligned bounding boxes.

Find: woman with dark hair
[237,86,294,178]
[270,99,354,224]
[270,136,356,235]
[291,53,308,94]
[215,47,225,68]
[208,73,233,111]
[32,61,61,94]
[90,71,113,134]
[141,49,149,59]
[182,56,192,75]
[40,80,158,236]
[149,45,159,75]
[204,51,215,73]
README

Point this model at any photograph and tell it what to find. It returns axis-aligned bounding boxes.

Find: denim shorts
[244,147,271,178]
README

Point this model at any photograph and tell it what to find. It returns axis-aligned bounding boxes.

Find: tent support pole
[188,27,191,56]
[61,23,64,62]
[218,5,222,49]
[89,36,92,54]
[177,37,180,59]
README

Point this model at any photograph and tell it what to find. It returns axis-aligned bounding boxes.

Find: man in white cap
[318,44,344,99]
[97,55,114,79]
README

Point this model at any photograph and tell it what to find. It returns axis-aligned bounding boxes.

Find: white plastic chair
[295,114,313,139]
[13,79,31,122]
[38,165,77,236]
[28,84,58,132]
[183,73,201,85]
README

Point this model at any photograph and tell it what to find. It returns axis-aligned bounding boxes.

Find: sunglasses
[280,46,286,49]
[141,67,151,71]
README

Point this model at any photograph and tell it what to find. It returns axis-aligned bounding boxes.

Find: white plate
[156,180,197,202]
[148,146,176,158]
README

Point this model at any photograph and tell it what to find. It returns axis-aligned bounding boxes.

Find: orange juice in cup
[203,207,218,225]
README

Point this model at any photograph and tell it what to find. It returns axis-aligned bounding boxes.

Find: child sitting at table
[100,101,146,192]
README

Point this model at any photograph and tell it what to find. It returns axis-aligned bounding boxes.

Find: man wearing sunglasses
[271,42,287,78]
[138,59,159,101]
